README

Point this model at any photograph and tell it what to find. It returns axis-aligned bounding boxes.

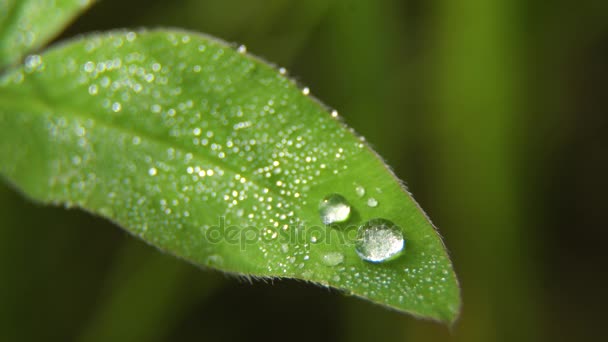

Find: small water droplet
[355,185,365,197]
[367,197,378,207]
[302,87,310,95]
[322,252,344,266]
[88,84,98,95]
[281,244,289,253]
[205,255,224,266]
[319,194,351,225]
[148,167,157,176]
[126,31,137,42]
[355,218,405,263]
[111,102,122,112]
[24,54,42,71]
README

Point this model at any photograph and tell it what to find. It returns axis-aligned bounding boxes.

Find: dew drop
[319,194,351,225]
[367,197,378,207]
[24,54,42,71]
[322,252,344,266]
[281,244,289,253]
[355,185,365,197]
[205,255,224,267]
[148,167,157,176]
[88,84,98,95]
[111,102,122,112]
[355,218,405,263]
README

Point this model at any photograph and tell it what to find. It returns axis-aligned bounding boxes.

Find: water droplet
[302,87,310,95]
[319,194,351,225]
[111,102,122,112]
[322,252,344,266]
[24,54,42,71]
[126,31,137,42]
[367,197,378,207]
[88,84,98,95]
[205,255,224,266]
[355,185,365,197]
[355,218,405,263]
[148,167,157,176]
[281,244,289,253]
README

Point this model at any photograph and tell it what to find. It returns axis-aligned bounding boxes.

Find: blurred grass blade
[0,29,460,323]
[0,0,94,68]
[79,239,222,342]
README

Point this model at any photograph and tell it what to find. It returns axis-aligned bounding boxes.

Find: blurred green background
[1,0,607,341]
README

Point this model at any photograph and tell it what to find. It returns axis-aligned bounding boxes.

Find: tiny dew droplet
[319,194,351,225]
[367,197,378,207]
[355,185,365,197]
[322,252,344,266]
[205,255,224,266]
[355,218,405,263]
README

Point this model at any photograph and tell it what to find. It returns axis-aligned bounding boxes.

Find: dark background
[1,0,607,341]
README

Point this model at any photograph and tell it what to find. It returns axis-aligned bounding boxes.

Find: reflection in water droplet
[355,185,365,197]
[322,252,344,266]
[367,197,378,207]
[355,218,405,263]
[319,194,351,225]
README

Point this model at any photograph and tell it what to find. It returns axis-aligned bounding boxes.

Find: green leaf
[0,29,460,323]
[0,0,94,68]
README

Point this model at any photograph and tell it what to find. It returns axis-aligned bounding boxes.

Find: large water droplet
[322,252,344,266]
[319,194,351,225]
[355,218,405,263]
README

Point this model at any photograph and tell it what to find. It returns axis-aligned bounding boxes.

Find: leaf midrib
[0,87,300,210]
